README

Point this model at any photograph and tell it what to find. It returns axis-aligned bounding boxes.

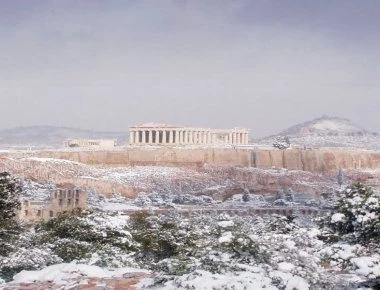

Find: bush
[130,212,182,261]
[35,209,135,262]
[53,239,93,262]
[321,183,380,244]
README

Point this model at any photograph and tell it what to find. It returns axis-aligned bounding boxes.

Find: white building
[64,139,117,148]
[129,123,249,146]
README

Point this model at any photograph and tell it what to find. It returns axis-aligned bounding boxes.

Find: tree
[242,189,250,202]
[273,136,290,150]
[322,183,380,244]
[0,172,21,220]
[337,168,344,188]
[0,172,22,257]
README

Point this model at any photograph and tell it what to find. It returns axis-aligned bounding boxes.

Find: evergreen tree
[242,189,250,202]
[0,172,22,256]
[0,172,21,221]
[273,136,290,150]
[322,183,380,244]
[337,167,344,188]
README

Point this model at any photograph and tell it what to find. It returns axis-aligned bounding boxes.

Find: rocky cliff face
[1,147,377,173]
[252,148,380,172]
[0,147,378,198]
[1,154,376,199]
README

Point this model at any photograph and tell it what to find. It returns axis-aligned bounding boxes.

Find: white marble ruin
[129,123,249,146]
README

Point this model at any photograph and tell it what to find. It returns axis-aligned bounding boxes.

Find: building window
[49,211,54,217]
[59,199,63,205]
[24,210,28,216]
[54,191,57,199]
[75,189,80,197]
[67,190,71,198]
[37,210,41,216]
[59,190,64,198]
[75,199,79,206]
[67,199,71,205]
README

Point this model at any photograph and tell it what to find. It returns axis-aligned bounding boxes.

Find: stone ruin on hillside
[19,186,87,222]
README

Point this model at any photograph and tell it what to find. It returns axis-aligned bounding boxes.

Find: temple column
[177,130,180,144]
[136,130,140,144]
[207,132,211,144]
[129,130,134,145]
[179,130,183,144]
[161,130,165,144]
[246,133,249,144]
[169,130,173,144]
[233,132,236,144]
[142,130,146,144]
[154,130,159,144]
[185,131,189,144]
[229,132,233,144]
[149,130,153,144]
[189,131,193,144]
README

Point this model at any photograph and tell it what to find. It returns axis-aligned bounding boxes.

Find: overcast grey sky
[1,0,379,137]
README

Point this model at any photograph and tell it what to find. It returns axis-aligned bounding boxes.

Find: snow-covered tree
[337,167,344,188]
[321,183,380,244]
[0,172,21,221]
[242,189,250,202]
[0,172,22,257]
[273,136,290,150]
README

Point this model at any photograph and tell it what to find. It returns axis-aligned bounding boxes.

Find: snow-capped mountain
[257,115,380,150]
[0,126,128,148]
[278,115,370,137]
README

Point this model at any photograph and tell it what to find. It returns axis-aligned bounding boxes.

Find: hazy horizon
[1,0,379,138]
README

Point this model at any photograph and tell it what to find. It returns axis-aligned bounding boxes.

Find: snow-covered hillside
[1,157,341,199]
[256,115,380,150]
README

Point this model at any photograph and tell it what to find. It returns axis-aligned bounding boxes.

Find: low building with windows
[64,139,117,148]
[19,186,87,222]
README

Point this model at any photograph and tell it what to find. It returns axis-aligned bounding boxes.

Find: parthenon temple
[129,123,249,146]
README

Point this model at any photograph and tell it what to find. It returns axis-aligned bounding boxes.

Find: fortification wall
[2,147,378,173]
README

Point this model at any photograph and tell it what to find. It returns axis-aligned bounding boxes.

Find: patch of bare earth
[1,272,152,290]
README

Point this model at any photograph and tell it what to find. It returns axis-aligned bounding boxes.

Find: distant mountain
[0,126,128,148]
[256,115,380,150]
[278,115,370,136]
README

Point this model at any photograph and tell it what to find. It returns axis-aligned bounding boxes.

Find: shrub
[321,183,380,244]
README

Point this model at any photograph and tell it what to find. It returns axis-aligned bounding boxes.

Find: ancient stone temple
[129,123,249,146]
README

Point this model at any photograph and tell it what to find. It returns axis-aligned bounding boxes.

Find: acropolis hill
[2,147,378,173]
[0,119,379,174]
[0,120,379,199]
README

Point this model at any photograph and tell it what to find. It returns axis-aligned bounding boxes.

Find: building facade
[19,187,87,222]
[129,123,249,146]
[64,139,117,148]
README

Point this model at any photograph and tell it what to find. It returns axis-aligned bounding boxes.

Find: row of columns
[129,129,249,145]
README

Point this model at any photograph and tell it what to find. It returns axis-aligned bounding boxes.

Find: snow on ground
[138,269,279,290]
[10,262,150,287]
[27,157,82,165]
[311,119,360,132]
